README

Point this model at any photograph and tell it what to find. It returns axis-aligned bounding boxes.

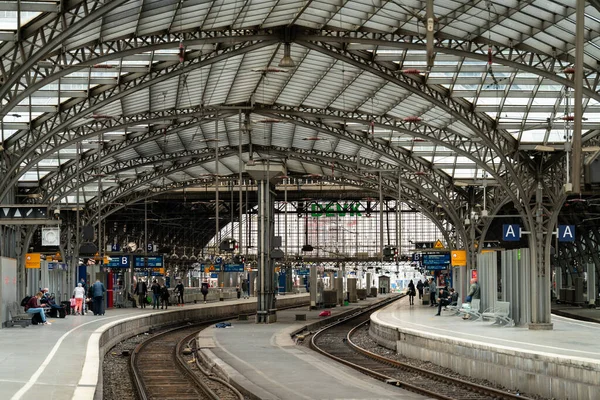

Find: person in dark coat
[201,282,209,303]
[91,279,106,315]
[160,284,170,310]
[241,279,249,299]
[416,279,424,299]
[134,279,148,309]
[407,280,416,305]
[435,286,451,316]
[175,280,184,306]
[150,280,161,309]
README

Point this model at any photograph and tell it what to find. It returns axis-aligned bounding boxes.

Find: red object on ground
[319,310,331,317]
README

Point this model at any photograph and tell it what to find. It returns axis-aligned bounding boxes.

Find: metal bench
[7,302,31,328]
[457,299,481,320]
[482,301,514,326]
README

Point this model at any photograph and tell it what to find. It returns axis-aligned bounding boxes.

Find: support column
[246,163,284,323]
[586,263,596,306]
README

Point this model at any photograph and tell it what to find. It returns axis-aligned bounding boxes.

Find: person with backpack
[24,292,50,325]
[160,284,170,310]
[134,278,148,309]
[150,280,161,309]
[175,280,184,306]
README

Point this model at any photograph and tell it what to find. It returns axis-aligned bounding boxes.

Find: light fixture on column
[278,42,295,68]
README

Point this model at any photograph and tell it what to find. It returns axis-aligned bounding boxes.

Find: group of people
[134,279,185,309]
[406,278,481,317]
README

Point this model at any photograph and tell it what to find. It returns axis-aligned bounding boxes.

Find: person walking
[201,282,209,303]
[175,280,184,306]
[160,284,170,310]
[416,279,424,299]
[92,279,106,316]
[73,282,86,315]
[150,280,161,309]
[134,279,148,308]
[407,279,416,305]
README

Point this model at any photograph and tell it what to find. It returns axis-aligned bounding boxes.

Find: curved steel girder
[85,145,457,229]
[0,29,275,121]
[0,39,276,201]
[0,0,129,101]
[303,30,600,104]
[25,104,464,217]
[38,108,233,193]
[46,147,239,205]
[297,39,534,225]
[93,169,452,244]
[260,105,528,201]
[298,39,517,148]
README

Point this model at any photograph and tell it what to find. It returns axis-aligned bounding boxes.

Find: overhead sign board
[223,264,244,272]
[133,255,164,268]
[502,224,521,241]
[422,252,450,266]
[107,256,130,268]
[425,264,448,271]
[25,253,41,269]
[1,206,48,220]
[558,225,575,242]
[451,250,467,266]
[414,241,434,249]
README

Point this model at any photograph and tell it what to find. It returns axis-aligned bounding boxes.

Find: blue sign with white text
[111,244,121,252]
[422,252,450,266]
[223,264,244,272]
[107,256,130,268]
[133,255,164,268]
[558,225,575,242]
[502,224,521,241]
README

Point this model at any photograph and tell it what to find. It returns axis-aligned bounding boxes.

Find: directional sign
[1,206,48,219]
[558,225,575,242]
[223,264,244,272]
[107,256,130,268]
[133,255,164,268]
[414,241,434,249]
[25,253,41,269]
[422,252,450,266]
[451,250,467,266]
[502,224,521,241]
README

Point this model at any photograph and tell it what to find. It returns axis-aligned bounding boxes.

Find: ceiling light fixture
[278,42,295,68]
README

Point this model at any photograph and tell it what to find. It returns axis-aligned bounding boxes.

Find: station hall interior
[2,0,600,330]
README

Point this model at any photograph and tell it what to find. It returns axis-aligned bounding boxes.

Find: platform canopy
[1,0,600,222]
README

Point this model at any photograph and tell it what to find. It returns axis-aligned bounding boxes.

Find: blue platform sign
[422,252,450,266]
[133,255,164,268]
[147,243,154,252]
[502,224,521,241]
[111,243,120,252]
[296,269,310,276]
[107,256,130,268]
[558,225,575,242]
[425,265,448,271]
[223,264,244,272]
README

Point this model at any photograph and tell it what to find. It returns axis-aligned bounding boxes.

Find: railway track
[309,299,531,400]
[130,323,243,400]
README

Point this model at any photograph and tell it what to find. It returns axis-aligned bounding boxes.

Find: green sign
[311,203,362,217]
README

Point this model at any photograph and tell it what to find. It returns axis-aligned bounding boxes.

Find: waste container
[422,288,430,305]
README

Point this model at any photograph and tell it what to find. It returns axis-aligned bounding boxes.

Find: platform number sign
[502,224,521,241]
[147,243,154,252]
[558,225,575,242]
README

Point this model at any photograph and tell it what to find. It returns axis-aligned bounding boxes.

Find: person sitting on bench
[25,292,51,325]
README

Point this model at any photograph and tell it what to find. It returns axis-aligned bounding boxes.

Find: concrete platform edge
[370,306,600,399]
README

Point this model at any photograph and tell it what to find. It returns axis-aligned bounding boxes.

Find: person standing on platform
[73,283,86,315]
[407,280,416,305]
[160,283,170,310]
[429,278,437,307]
[416,279,424,299]
[175,280,184,306]
[241,279,249,299]
[79,279,88,313]
[134,279,148,308]
[150,280,161,309]
[466,278,480,302]
[236,285,241,299]
[201,282,209,303]
[92,279,106,316]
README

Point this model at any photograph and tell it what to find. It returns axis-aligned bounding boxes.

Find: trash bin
[422,288,430,305]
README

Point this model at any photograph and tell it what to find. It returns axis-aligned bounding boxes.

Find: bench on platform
[7,302,31,328]
[457,299,481,320]
[482,301,514,326]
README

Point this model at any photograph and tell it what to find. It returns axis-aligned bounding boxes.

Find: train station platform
[0,293,309,400]
[198,293,422,400]
[369,296,600,400]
